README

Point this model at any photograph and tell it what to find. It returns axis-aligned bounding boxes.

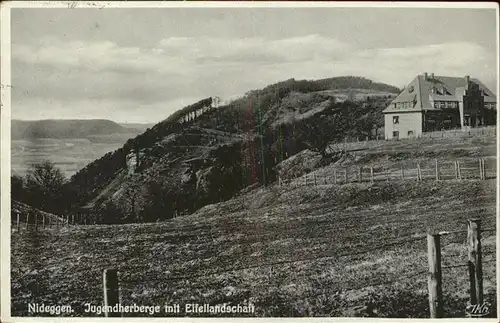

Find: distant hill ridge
[12,119,142,140]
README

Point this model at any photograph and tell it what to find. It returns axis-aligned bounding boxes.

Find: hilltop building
[383,73,497,139]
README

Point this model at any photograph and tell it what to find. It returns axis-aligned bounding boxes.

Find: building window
[408,130,414,137]
[393,116,399,124]
[485,103,496,110]
[396,103,402,109]
[439,102,445,109]
[449,102,458,109]
[392,131,399,139]
[434,102,439,109]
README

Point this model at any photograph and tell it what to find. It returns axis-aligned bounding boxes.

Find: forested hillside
[19,76,399,223]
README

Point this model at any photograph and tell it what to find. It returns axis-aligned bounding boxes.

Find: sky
[11,6,498,123]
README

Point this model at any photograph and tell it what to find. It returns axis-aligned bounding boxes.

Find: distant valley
[11,119,152,177]
[119,122,156,131]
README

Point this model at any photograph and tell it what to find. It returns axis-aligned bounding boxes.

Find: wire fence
[421,126,496,139]
[279,157,494,187]
[94,219,496,318]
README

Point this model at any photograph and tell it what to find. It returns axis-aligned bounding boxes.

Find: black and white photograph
[1,1,498,319]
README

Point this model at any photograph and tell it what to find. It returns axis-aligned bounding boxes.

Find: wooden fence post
[468,219,483,305]
[334,169,337,184]
[103,269,122,317]
[386,168,389,182]
[435,160,439,181]
[370,167,374,183]
[26,213,29,230]
[482,158,486,180]
[304,174,308,186]
[344,168,348,183]
[478,159,483,180]
[314,173,317,186]
[359,167,363,183]
[457,161,462,180]
[72,214,75,225]
[42,215,45,229]
[16,212,20,230]
[417,163,422,181]
[34,213,38,231]
[401,165,405,180]
[454,161,458,180]
[427,232,444,318]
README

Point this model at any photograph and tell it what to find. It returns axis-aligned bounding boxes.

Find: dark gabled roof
[472,78,497,103]
[384,74,497,113]
[383,76,422,113]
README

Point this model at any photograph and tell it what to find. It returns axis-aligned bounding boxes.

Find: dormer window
[408,85,414,93]
[434,101,446,109]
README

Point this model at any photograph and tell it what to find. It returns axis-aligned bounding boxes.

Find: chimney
[430,73,434,79]
[465,75,470,84]
[424,72,428,80]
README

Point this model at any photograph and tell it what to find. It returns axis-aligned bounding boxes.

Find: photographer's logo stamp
[465,302,491,317]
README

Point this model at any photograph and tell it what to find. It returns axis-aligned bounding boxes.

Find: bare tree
[24,160,66,212]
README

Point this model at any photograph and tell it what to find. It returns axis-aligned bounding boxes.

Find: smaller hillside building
[383,73,497,139]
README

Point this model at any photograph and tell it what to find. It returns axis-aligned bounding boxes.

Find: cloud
[158,35,353,64]
[349,42,497,87]
[12,36,497,123]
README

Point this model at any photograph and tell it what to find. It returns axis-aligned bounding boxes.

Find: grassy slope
[11,136,496,318]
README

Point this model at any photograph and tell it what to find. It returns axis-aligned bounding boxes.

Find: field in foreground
[11,177,496,317]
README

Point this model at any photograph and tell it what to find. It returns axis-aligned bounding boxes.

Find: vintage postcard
[0,1,498,321]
